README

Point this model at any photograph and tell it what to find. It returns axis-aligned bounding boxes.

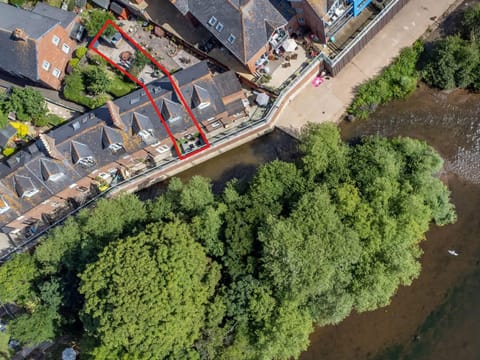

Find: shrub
[2,147,15,157]
[33,114,65,127]
[69,58,80,69]
[348,41,424,119]
[75,47,88,59]
[10,121,29,137]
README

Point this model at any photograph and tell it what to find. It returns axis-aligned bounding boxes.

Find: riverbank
[300,84,480,359]
[275,0,461,136]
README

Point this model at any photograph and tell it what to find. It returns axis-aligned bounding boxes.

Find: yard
[63,46,138,109]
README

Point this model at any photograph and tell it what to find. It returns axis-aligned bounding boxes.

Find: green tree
[79,221,220,359]
[83,66,109,96]
[0,254,37,306]
[3,88,48,122]
[463,3,480,41]
[82,9,115,37]
[422,36,479,89]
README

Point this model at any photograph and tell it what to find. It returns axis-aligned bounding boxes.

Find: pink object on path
[312,76,325,87]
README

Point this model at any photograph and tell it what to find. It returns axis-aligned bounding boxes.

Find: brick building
[168,0,297,73]
[0,3,82,90]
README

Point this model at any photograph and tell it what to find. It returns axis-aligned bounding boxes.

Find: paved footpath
[276,0,460,136]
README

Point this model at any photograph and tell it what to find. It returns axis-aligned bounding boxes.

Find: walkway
[275,0,460,136]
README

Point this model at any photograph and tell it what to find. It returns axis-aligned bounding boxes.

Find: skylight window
[227,34,236,44]
[208,16,217,26]
[215,22,224,32]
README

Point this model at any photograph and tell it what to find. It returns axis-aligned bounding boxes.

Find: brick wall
[37,22,78,89]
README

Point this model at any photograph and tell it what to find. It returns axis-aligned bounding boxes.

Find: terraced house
[0,3,83,90]
[0,62,248,242]
[168,0,297,72]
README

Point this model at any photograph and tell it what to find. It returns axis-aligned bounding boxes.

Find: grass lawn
[107,76,138,98]
[0,332,11,358]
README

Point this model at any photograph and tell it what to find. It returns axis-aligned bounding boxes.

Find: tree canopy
[0,124,456,359]
[82,10,115,38]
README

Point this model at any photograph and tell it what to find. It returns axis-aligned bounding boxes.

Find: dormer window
[208,16,217,26]
[227,34,236,44]
[138,129,155,142]
[108,143,123,152]
[191,85,211,110]
[14,175,39,198]
[215,23,224,32]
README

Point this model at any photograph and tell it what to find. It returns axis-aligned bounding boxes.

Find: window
[298,17,305,25]
[109,143,123,152]
[52,68,62,78]
[198,101,210,109]
[227,34,236,44]
[42,60,50,71]
[61,43,70,54]
[215,22,224,32]
[52,35,60,46]
[208,16,217,26]
[23,188,39,198]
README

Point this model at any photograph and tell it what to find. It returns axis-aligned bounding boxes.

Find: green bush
[422,35,480,90]
[348,41,424,119]
[34,114,65,127]
[75,47,88,59]
[2,147,16,157]
[69,58,80,69]
[8,0,25,6]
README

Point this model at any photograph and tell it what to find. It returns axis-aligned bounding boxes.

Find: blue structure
[350,0,373,17]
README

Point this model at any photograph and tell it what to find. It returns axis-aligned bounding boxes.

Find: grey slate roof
[32,3,77,29]
[13,175,37,198]
[130,112,154,134]
[171,0,293,64]
[161,98,184,122]
[191,85,211,108]
[213,71,242,98]
[0,61,245,230]
[0,125,16,148]
[0,3,77,83]
[70,141,94,164]
[101,126,123,148]
[39,159,63,181]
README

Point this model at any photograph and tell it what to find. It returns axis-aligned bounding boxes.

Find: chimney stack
[12,28,28,41]
[106,101,126,131]
[39,134,62,160]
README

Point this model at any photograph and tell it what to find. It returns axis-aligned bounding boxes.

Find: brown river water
[139,85,480,360]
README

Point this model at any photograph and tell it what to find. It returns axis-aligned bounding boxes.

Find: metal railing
[324,0,403,68]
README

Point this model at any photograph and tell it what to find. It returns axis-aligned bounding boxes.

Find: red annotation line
[88,20,210,160]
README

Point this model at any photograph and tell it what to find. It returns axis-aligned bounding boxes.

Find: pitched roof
[213,71,242,98]
[0,3,69,82]
[70,141,94,164]
[161,98,184,122]
[191,85,211,108]
[101,126,123,148]
[131,112,154,134]
[13,175,37,198]
[0,125,16,148]
[40,159,63,181]
[171,0,293,64]
[32,3,77,29]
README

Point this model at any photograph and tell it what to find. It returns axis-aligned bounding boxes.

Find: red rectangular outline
[88,20,210,160]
